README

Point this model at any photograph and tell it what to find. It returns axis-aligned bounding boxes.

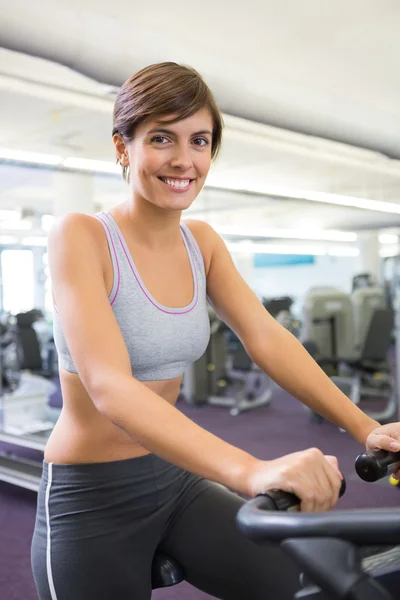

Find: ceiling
[0,0,400,248]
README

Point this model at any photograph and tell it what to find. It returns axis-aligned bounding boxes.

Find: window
[1,250,34,313]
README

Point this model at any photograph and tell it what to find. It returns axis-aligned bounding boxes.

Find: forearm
[91,373,256,494]
[252,327,379,445]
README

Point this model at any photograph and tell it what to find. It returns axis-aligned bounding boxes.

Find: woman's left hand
[366,422,400,478]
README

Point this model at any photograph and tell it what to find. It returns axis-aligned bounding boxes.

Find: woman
[31,62,400,600]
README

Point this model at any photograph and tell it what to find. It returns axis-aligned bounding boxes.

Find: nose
[169,143,193,171]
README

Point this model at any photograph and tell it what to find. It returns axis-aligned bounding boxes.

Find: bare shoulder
[49,212,103,243]
[48,213,111,286]
[181,219,220,276]
[48,212,108,258]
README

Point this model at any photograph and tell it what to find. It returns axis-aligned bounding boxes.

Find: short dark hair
[113,62,224,181]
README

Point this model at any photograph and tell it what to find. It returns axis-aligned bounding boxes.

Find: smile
[158,177,194,191]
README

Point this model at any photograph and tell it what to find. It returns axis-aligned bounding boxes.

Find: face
[114,108,213,211]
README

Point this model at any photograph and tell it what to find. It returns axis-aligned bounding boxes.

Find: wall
[249,254,362,316]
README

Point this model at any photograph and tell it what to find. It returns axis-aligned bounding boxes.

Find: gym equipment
[0,372,56,436]
[301,288,355,360]
[236,449,400,599]
[207,342,272,416]
[182,310,272,415]
[262,296,300,336]
[0,314,20,393]
[151,553,184,589]
[303,294,396,424]
[15,310,56,378]
[355,449,400,483]
[325,308,396,423]
[302,286,387,370]
[0,310,59,438]
[382,255,400,310]
[352,272,377,292]
[351,287,386,350]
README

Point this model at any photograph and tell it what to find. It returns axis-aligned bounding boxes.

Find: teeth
[163,178,190,189]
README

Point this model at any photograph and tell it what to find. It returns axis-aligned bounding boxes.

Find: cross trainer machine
[182,311,272,415]
[237,449,400,599]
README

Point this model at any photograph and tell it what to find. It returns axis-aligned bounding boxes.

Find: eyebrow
[147,127,213,137]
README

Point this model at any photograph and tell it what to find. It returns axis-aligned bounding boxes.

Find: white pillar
[33,247,46,310]
[53,172,95,217]
[28,213,46,311]
[357,231,381,283]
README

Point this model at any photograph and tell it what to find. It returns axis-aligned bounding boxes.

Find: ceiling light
[21,237,48,247]
[294,190,400,215]
[217,225,356,242]
[225,241,361,258]
[225,242,327,255]
[207,178,400,215]
[0,148,63,166]
[328,246,360,257]
[62,157,119,174]
[379,233,398,244]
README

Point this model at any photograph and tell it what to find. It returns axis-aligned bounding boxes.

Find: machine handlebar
[236,451,400,545]
[355,449,400,482]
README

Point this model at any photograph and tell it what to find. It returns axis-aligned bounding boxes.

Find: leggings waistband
[42,454,179,484]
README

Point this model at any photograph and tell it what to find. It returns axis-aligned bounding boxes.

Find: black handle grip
[261,478,346,511]
[355,449,400,482]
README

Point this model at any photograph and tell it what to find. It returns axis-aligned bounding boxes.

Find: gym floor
[1,384,399,600]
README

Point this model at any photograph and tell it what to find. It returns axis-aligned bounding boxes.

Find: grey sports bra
[53,212,211,381]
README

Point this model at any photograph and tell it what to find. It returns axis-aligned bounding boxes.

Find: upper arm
[49,213,132,395]
[185,220,280,355]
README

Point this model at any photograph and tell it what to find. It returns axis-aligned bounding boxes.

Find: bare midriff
[44,370,182,464]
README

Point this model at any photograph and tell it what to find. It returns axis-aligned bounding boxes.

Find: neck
[113,198,183,251]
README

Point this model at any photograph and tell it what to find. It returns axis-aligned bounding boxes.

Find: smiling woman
[112,106,215,212]
[112,61,223,183]
[31,60,386,600]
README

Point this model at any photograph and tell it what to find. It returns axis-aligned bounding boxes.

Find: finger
[301,495,316,513]
[392,470,400,481]
[310,466,331,512]
[320,466,339,511]
[389,440,400,452]
[392,462,400,480]
[368,434,400,452]
[325,455,343,480]
[323,456,342,509]
[327,466,342,508]
[297,475,317,513]
[300,451,334,512]
[295,480,312,513]
[306,460,334,512]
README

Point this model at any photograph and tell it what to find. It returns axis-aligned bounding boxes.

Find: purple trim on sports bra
[94,214,121,305]
[103,212,199,315]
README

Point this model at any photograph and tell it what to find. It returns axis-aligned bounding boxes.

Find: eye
[193,137,209,147]
[150,135,169,144]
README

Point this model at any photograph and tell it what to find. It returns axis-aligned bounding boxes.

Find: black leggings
[31,454,301,599]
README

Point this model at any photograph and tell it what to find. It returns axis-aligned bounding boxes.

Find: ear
[113,133,129,166]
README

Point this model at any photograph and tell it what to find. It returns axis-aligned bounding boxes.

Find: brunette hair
[113,62,224,181]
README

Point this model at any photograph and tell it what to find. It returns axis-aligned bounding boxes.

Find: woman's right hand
[245,448,343,513]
